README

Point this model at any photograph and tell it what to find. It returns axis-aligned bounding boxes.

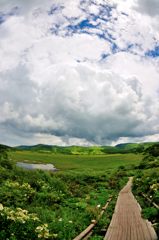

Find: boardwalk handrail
[142,193,159,210]
[73,220,97,240]
[73,196,112,240]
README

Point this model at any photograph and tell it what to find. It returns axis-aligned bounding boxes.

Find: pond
[16,162,57,171]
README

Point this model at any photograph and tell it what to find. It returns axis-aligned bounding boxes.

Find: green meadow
[9,150,142,172]
[0,144,159,239]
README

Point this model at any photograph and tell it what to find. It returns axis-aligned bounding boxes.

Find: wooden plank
[73,197,112,240]
[142,193,159,210]
[146,220,158,240]
[104,178,158,240]
[73,222,96,240]
[104,212,117,240]
[130,212,138,240]
[83,230,93,240]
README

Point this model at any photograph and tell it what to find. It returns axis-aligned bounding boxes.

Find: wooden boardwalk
[104,177,158,240]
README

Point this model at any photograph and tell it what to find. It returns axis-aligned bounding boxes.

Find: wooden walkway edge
[73,197,112,240]
[104,177,158,240]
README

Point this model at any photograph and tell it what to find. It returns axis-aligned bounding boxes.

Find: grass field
[2,149,135,240]
[2,147,158,239]
[9,150,143,172]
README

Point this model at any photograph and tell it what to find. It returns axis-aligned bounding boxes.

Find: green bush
[142,207,158,221]
[0,148,129,239]
[0,203,58,240]
[0,181,35,207]
[133,170,159,235]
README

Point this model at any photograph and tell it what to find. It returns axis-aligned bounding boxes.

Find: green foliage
[130,144,159,234]
[0,181,35,207]
[144,144,159,157]
[133,169,159,235]
[116,142,157,153]
[90,236,103,240]
[9,150,142,172]
[0,144,14,171]
[0,144,11,155]
[142,207,158,219]
[1,145,151,239]
[138,144,159,170]
[15,142,158,155]
[0,150,130,240]
[133,170,159,204]
[0,158,14,170]
[0,204,57,240]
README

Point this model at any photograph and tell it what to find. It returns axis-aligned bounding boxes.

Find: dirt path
[104,177,158,240]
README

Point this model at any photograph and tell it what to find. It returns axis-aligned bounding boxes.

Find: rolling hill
[14,142,158,155]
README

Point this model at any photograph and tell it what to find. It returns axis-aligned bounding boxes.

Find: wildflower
[0,203,3,211]
[58,218,62,222]
[36,226,44,231]
[36,223,51,239]
[68,220,73,223]
[150,183,159,191]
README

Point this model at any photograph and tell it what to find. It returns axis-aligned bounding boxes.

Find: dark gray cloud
[0,0,52,14]
[135,0,159,16]
[0,63,159,145]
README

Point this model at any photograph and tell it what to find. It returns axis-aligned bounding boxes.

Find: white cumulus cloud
[0,0,159,146]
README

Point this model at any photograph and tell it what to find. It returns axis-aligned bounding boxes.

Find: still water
[17,162,57,171]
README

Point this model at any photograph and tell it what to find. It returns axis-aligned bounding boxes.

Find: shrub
[0,203,57,240]
[0,181,35,207]
[142,207,159,221]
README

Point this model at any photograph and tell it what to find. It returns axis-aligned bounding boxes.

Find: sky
[0,0,159,146]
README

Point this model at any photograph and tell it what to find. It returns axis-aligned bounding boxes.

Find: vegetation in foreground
[0,145,130,240]
[0,143,159,239]
[133,144,159,236]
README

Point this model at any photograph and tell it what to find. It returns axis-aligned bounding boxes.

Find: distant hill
[0,144,12,151]
[14,142,159,155]
[0,144,13,159]
[15,145,103,154]
[115,143,139,149]
[116,142,155,149]
[115,142,157,152]
[16,144,53,151]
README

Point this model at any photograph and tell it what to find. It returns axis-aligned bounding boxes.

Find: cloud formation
[0,0,159,146]
[135,0,159,16]
[1,63,159,146]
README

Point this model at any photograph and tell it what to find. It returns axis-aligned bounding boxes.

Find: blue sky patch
[145,46,159,58]
[67,19,98,33]
[79,19,97,29]
[101,53,110,60]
